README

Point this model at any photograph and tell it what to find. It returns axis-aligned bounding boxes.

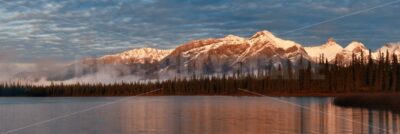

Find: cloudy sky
[0,0,399,62]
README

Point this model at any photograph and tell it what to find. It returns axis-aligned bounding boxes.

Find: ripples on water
[0,97,398,134]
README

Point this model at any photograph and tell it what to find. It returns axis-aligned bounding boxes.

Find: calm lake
[0,96,398,134]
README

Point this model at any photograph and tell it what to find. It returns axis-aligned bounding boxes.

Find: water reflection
[0,97,398,134]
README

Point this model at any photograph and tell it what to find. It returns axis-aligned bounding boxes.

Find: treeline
[0,50,399,96]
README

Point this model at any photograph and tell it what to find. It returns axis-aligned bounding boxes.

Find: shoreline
[333,93,400,112]
[0,91,394,97]
[2,90,399,112]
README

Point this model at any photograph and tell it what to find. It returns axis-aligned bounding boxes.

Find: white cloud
[48,24,87,31]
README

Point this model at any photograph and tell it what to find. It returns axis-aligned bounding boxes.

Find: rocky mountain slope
[156,30,310,74]
[86,30,400,75]
[24,30,400,81]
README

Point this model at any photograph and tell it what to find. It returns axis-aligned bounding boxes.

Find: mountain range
[19,30,400,81]
[95,30,398,70]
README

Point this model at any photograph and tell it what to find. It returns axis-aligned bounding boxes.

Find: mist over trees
[0,50,399,96]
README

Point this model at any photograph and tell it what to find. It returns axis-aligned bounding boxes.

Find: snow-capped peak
[377,42,400,55]
[328,37,335,43]
[219,34,247,45]
[304,38,343,61]
[117,47,172,59]
[345,41,367,52]
[249,30,301,49]
[322,38,341,48]
[223,34,244,41]
[100,47,173,64]
[159,30,309,73]
[250,30,275,38]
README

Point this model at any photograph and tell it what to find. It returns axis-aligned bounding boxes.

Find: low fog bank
[0,54,208,86]
[0,51,153,85]
[0,51,323,86]
[0,62,152,85]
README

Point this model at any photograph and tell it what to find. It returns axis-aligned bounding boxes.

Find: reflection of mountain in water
[1,97,397,133]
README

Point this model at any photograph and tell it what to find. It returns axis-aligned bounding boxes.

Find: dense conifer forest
[1,50,399,96]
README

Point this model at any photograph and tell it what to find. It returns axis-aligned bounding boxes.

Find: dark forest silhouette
[1,50,399,96]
